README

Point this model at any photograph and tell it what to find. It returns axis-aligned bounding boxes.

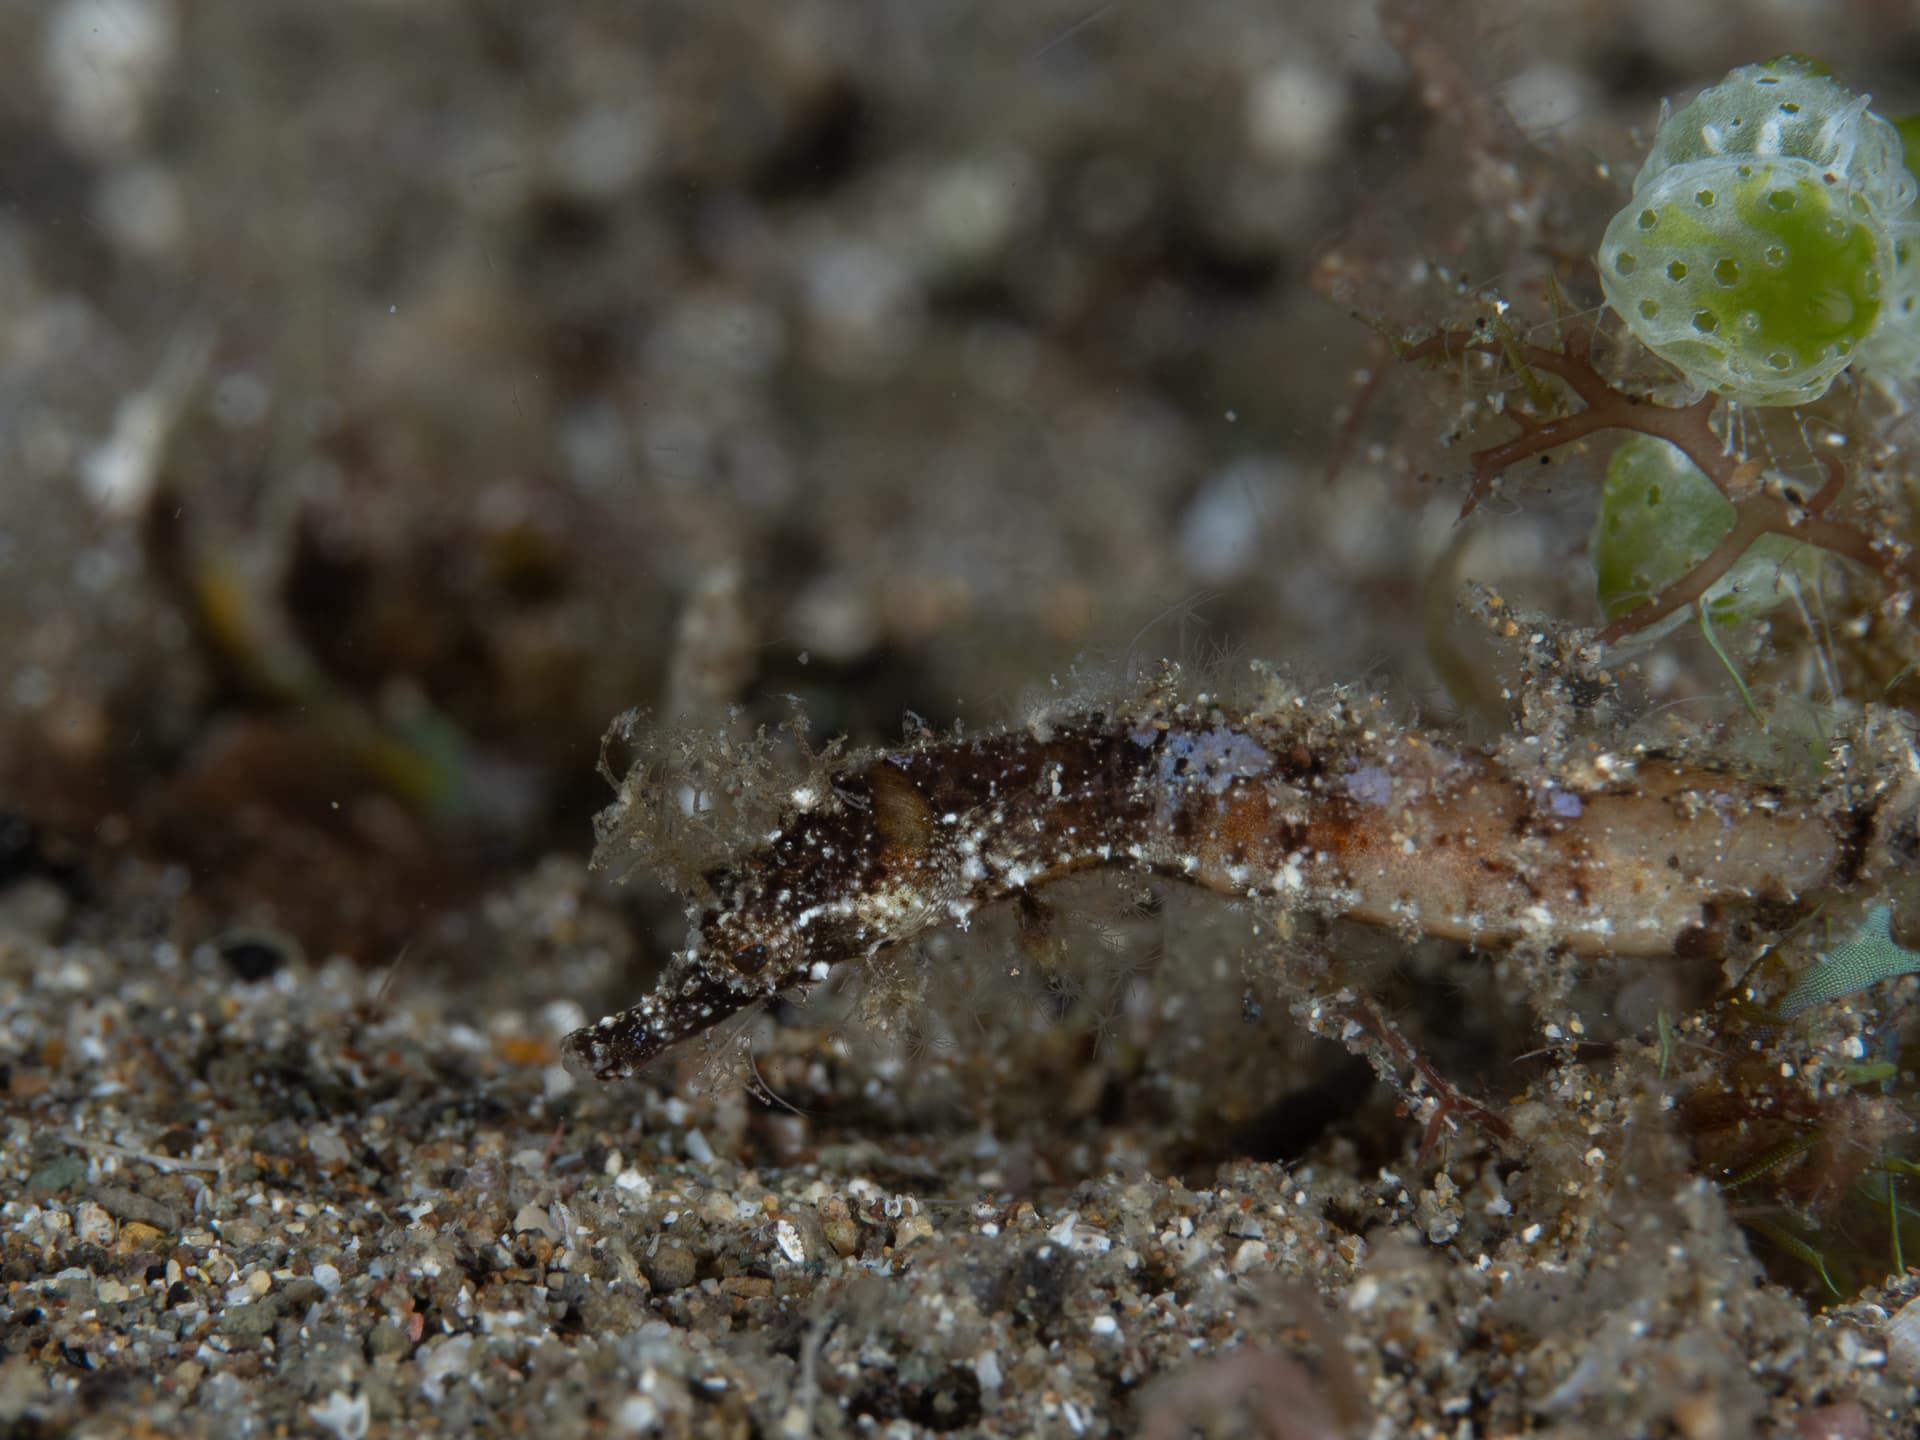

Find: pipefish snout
[564,688,1904,1083]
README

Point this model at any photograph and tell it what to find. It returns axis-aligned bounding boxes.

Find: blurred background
[1,0,1914,1019]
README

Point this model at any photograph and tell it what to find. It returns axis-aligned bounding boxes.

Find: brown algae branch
[1401,331,1911,608]
[565,680,1911,1082]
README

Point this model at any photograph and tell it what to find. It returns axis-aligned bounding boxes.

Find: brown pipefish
[565,680,1909,1082]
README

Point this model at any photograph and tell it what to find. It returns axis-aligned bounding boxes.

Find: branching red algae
[1401,327,1914,643]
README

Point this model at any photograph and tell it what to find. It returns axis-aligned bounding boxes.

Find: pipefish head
[560,949,762,1082]
[559,861,836,1082]
[563,755,934,1080]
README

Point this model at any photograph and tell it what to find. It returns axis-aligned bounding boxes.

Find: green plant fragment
[1592,435,1821,631]
[1778,903,1920,1018]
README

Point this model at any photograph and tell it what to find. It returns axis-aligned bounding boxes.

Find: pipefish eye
[731,942,771,975]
